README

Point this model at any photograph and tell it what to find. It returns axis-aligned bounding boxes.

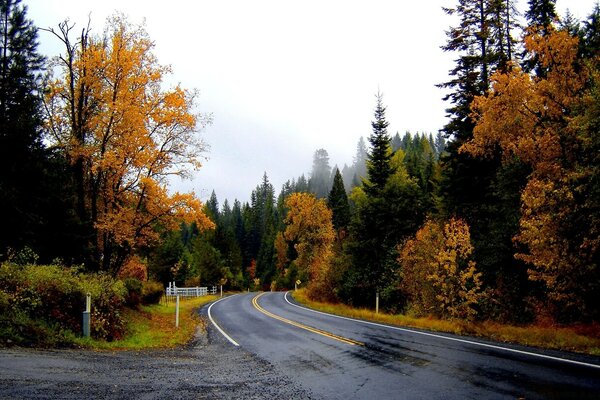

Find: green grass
[74,295,219,350]
[291,289,600,356]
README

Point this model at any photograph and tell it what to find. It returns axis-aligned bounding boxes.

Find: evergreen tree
[390,132,402,152]
[353,136,368,181]
[525,0,557,31]
[308,148,332,198]
[327,168,350,233]
[365,92,393,195]
[582,3,600,59]
[522,0,557,75]
[438,0,528,321]
[0,0,79,262]
[559,10,581,38]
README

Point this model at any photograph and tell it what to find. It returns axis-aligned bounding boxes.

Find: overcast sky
[27,0,597,205]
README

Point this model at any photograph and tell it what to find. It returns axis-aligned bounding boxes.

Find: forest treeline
[1,0,599,325]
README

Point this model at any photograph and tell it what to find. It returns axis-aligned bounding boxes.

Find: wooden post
[175,295,180,328]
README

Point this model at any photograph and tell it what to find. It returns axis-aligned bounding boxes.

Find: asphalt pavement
[205,291,600,400]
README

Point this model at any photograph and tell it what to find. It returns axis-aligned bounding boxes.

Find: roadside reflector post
[220,285,223,298]
[376,291,379,314]
[82,293,91,337]
[175,294,180,328]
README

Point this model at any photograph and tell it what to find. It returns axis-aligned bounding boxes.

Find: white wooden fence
[165,282,217,297]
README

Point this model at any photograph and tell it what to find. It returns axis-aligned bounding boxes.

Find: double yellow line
[252,293,364,346]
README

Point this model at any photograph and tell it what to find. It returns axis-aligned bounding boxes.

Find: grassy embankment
[75,295,218,350]
[292,289,600,356]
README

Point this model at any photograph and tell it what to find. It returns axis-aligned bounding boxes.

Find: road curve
[205,291,600,400]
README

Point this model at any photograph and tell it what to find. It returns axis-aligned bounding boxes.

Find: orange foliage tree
[398,218,482,320]
[43,15,213,274]
[283,193,335,297]
[463,27,598,319]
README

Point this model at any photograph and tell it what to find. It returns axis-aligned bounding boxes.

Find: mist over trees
[1,0,599,326]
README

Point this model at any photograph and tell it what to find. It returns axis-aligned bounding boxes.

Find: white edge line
[207,295,240,347]
[284,291,600,370]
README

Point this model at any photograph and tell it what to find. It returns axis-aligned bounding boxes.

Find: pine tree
[327,168,350,234]
[522,0,557,75]
[582,3,600,59]
[525,0,557,32]
[438,0,528,321]
[0,0,78,262]
[309,148,332,198]
[365,92,393,195]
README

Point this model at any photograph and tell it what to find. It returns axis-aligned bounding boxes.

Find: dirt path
[0,327,312,399]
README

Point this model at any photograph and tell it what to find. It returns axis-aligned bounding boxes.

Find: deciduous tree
[44,15,213,273]
[464,27,599,321]
[283,193,335,291]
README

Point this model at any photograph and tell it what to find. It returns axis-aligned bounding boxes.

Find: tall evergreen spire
[366,92,393,195]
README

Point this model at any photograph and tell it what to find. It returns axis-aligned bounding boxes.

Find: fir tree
[309,148,332,198]
[365,92,393,195]
[0,0,78,262]
[327,168,350,233]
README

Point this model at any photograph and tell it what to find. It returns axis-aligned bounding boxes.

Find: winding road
[205,291,600,399]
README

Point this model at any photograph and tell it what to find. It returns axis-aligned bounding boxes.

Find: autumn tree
[43,15,213,274]
[283,192,335,299]
[464,27,599,321]
[398,218,482,320]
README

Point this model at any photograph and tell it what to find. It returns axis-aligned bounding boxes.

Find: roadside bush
[0,263,127,346]
[141,280,164,305]
[123,278,143,307]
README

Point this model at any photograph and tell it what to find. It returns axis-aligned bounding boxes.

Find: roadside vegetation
[75,295,218,350]
[0,260,213,349]
[292,289,600,356]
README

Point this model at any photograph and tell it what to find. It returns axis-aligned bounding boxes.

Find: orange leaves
[461,27,598,318]
[44,14,211,272]
[464,28,584,177]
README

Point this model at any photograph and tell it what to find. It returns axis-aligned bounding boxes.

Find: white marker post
[175,295,180,328]
[376,292,379,314]
[82,293,91,337]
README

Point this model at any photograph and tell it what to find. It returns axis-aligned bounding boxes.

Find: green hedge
[0,263,127,346]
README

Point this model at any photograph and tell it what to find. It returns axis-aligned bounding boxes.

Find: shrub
[0,263,127,345]
[118,256,148,281]
[123,278,143,307]
[141,280,164,305]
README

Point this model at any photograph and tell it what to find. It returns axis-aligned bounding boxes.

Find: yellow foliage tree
[463,27,597,318]
[283,193,335,297]
[43,15,213,273]
[398,218,482,320]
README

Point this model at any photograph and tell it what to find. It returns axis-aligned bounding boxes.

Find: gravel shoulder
[0,316,312,399]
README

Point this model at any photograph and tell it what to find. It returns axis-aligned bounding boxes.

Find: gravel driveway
[0,318,312,399]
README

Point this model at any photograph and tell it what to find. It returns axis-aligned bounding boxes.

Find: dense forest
[1,0,599,326]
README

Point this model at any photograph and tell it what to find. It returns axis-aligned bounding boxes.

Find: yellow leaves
[398,218,482,320]
[283,193,335,282]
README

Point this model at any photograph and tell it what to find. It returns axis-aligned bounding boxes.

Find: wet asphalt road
[206,292,600,399]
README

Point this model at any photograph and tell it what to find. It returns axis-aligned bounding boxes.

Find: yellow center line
[252,292,364,346]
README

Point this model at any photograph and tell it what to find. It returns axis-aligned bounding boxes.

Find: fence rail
[165,283,217,297]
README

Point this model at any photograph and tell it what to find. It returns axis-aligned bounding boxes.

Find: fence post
[82,293,91,337]
[175,295,180,328]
